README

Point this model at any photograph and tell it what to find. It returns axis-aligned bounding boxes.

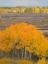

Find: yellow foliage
[37,58,47,64]
[0,22,48,57]
[0,7,48,13]
[35,8,40,13]
[16,45,21,49]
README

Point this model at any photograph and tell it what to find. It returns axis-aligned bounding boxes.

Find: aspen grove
[0,23,48,60]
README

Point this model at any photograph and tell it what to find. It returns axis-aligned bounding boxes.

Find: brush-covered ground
[0,13,48,38]
[0,58,48,64]
[0,58,32,64]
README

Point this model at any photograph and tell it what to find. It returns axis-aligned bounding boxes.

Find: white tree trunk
[24,47,27,59]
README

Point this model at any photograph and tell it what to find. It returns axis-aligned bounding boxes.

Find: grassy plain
[0,13,48,38]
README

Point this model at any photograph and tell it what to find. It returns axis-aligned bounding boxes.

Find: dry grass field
[0,13,48,38]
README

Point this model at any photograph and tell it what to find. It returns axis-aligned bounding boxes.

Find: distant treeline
[0,7,48,13]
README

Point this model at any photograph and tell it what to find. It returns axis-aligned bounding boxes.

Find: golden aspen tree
[0,22,48,60]
[35,7,40,13]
